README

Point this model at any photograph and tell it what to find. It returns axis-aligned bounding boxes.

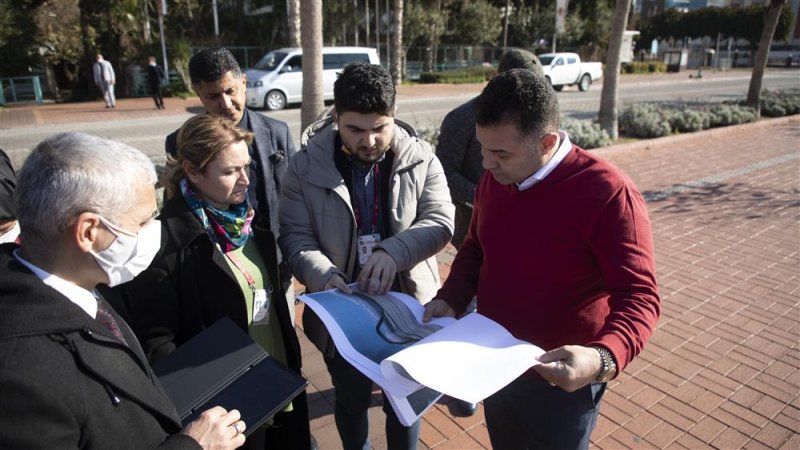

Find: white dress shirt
[13,249,98,318]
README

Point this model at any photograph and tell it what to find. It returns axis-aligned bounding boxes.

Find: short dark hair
[188,48,242,85]
[474,69,559,138]
[333,62,395,115]
[497,49,544,76]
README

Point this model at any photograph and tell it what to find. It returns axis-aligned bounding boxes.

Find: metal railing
[0,76,44,105]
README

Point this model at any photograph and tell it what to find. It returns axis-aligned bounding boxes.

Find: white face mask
[90,215,161,287]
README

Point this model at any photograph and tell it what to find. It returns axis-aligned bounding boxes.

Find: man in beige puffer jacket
[278,62,454,450]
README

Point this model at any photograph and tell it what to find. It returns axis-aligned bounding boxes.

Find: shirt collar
[13,249,98,319]
[517,130,571,191]
[238,108,250,130]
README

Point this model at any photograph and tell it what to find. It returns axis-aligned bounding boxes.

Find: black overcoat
[0,244,200,449]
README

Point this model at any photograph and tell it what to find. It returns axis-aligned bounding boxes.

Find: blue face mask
[90,216,161,287]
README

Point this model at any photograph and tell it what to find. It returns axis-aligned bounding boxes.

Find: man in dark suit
[0,132,244,449]
[147,56,166,110]
[165,48,295,238]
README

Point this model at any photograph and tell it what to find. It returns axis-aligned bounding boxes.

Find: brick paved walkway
[298,116,800,449]
[2,82,797,449]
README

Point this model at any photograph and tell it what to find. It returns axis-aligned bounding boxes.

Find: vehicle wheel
[265,90,286,111]
[553,84,564,92]
[578,74,591,92]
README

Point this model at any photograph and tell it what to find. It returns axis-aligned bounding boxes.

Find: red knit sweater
[437,145,660,373]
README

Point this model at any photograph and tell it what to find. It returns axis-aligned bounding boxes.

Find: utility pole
[158,0,168,76]
[212,0,220,46]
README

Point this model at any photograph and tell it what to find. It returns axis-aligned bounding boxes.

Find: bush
[668,109,711,133]
[758,89,800,117]
[416,125,440,147]
[621,61,666,74]
[418,65,494,84]
[707,104,758,127]
[619,104,672,138]
[562,119,611,149]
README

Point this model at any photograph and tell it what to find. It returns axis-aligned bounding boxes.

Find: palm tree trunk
[598,0,631,141]
[391,0,404,85]
[746,0,786,115]
[301,0,324,130]
[288,0,301,48]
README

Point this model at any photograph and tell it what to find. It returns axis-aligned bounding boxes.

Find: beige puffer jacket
[279,115,454,302]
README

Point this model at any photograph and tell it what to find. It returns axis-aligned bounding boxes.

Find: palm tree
[288,0,301,48]
[598,0,632,140]
[391,0,404,85]
[746,0,787,115]
[301,0,324,130]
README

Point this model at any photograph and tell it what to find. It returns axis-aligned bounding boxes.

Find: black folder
[152,317,308,435]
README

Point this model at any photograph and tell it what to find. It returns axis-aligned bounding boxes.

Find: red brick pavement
[296,116,800,449]
[3,82,797,449]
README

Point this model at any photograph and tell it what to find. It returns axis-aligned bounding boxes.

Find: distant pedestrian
[147,56,166,110]
[93,53,116,108]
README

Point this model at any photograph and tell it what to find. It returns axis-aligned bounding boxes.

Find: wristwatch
[592,346,617,383]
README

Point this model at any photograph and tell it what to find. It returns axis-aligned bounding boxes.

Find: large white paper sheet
[299,288,545,425]
[380,313,544,404]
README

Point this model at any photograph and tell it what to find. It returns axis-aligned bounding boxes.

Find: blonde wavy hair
[162,114,254,200]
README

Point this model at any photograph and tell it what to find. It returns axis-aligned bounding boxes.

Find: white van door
[277,54,303,104]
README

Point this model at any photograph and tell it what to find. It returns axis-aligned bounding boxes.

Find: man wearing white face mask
[0,132,246,449]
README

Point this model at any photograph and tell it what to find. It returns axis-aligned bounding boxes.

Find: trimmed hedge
[621,61,667,74]
[562,119,612,149]
[756,89,800,117]
[418,66,495,84]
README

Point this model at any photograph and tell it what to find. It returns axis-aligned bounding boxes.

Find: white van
[245,46,379,110]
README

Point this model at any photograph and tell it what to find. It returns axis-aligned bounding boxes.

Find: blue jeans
[325,350,421,450]
[484,376,606,450]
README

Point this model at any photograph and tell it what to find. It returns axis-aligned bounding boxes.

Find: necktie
[95,299,127,345]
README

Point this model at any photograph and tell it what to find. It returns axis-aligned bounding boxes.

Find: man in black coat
[0,132,244,449]
[147,56,166,110]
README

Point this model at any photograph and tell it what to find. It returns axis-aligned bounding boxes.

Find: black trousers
[484,376,606,450]
[149,83,164,108]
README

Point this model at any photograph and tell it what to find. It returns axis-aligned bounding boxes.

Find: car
[537,52,603,92]
[245,46,380,110]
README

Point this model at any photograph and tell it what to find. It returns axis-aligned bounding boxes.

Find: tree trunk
[288,0,301,48]
[301,0,324,131]
[746,0,786,115]
[391,0,404,85]
[598,0,631,141]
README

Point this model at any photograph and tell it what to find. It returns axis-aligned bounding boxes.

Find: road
[1,70,798,167]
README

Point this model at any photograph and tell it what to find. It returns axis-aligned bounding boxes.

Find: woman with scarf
[112,114,311,450]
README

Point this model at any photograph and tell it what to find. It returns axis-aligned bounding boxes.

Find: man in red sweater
[424,69,660,449]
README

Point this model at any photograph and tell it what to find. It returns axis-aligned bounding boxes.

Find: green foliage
[449,0,501,46]
[621,61,667,74]
[562,119,611,149]
[404,1,447,48]
[667,109,710,132]
[619,104,672,138]
[418,65,494,84]
[707,104,759,126]
[640,4,794,48]
[620,101,766,138]
[753,89,800,117]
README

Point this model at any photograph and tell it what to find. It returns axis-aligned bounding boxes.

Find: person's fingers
[223,409,241,427]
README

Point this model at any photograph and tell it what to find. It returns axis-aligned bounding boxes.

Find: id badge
[252,288,271,326]
[357,233,381,265]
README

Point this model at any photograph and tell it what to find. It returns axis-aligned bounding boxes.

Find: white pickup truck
[538,52,603,92]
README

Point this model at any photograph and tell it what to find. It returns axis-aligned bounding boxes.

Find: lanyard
[224,249,256,293]
[352,164,380,234]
